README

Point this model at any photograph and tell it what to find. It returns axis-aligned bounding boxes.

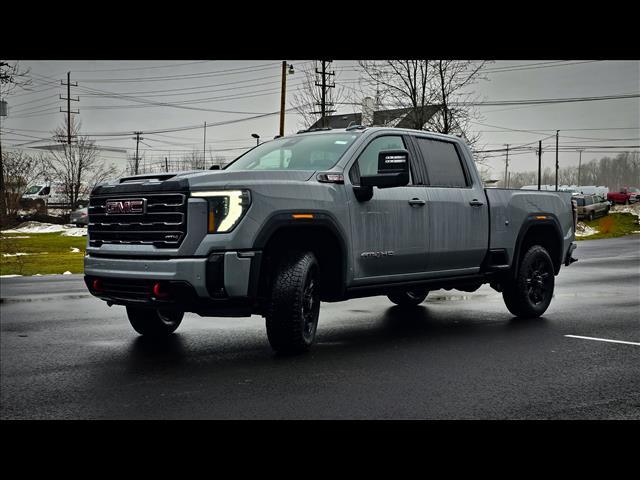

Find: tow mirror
[360,149,410,189]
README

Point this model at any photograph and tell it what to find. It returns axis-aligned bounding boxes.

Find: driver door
[347,134,429,283]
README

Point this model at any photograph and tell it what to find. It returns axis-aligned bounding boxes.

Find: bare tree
[182,148,205,170]
[357,60,489,146]
[45,115,117,209]
[358,60,436,130]
[1,61,33,221]
[1,149,47,215]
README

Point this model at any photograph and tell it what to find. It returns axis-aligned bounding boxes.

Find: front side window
[225,133,360,171]
[350,135,406,184]
[415,137,468,188]
[24,185,42,195]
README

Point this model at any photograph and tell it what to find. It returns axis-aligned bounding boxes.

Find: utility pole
[538,140,542,191]
[503,144,509,188]
[165,157,169,173]
[60,72,79,145]
[577,149,583,187]
[555,130,559,191]
[203,121,207,169]
[133,131,143,175]
[312,60,336,128]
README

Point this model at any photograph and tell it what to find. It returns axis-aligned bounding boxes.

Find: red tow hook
[92,278,103,293]
[152,282,170,299]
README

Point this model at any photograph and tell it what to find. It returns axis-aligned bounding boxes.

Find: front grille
[88,193,188,248]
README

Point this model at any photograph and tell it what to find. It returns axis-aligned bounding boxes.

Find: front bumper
[84,251,262,315]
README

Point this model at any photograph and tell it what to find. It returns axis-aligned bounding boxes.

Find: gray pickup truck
[84,126,578,353]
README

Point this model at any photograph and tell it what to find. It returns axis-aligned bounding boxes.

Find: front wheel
[387,288,429,307]
[588,211,594,221]
[126,306,183,336]
[265,251,320,354]
[502,245,555,318]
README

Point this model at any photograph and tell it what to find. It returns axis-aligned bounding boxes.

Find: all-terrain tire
[126,307,183,336]
[502,245,555,318]
[387,288,429,307]
[265,251,320,354]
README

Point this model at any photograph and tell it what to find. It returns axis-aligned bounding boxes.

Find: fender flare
[511,213,564,278]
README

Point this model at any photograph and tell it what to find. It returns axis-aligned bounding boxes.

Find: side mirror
[360,149,410,188]
[210,164,221,170]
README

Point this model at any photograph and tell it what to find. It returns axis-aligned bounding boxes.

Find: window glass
[576,198,585,206]
[350,136,406,184]
[415,137,467,187]
[225,133,359,171]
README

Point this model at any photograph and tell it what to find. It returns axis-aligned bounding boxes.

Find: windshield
[24,185,42,195]
[576,198,585,206]
[225,132,360,171]
[628,187,639,192]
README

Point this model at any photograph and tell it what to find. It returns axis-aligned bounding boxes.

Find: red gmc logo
[105,199,145,215]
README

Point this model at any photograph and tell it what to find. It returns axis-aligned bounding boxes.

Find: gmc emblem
[105,199,145,215]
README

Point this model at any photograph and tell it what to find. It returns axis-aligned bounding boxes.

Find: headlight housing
[191,190,251,233]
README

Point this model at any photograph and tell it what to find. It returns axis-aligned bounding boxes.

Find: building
[308,97,443,130]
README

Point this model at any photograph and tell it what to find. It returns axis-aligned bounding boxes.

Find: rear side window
[415,137,468,187]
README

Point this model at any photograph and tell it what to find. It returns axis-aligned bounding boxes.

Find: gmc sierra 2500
[84,126,578,353]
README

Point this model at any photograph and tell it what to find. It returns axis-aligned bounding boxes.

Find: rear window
[414,137,468,187]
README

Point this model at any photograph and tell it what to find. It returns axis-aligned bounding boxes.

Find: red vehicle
[607,187,640,205]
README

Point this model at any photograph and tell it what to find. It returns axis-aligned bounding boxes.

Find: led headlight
[191,190,251,233]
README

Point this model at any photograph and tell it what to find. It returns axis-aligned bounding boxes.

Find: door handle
[469,199,484,207]
[408,198,426,206]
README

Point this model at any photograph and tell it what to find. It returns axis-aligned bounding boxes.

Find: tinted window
[576,198,585,206]
[415,137,467,187]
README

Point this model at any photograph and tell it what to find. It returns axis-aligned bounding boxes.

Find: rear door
[410,135,489,275]
[346,133,429,281]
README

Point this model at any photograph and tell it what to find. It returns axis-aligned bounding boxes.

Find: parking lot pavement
[1,235,638,419]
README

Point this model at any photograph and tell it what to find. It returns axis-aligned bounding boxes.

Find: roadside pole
[538,140,542,191]
[555,130,559,191]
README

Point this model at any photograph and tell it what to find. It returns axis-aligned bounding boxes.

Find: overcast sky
[1,60,638,180]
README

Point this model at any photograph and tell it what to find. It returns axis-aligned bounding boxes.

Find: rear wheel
[588,211,594,221]
[265,251,320,354]
[502,245,555,318]
[387,288,429,307]
[126,307,183,336]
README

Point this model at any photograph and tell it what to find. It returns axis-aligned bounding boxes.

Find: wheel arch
[253,211,349,302]
[512,214,564,278]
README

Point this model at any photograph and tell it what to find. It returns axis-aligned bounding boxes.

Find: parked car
[84,127,577,354]
[575,194,609,221]
[607,187,640,205]
[70,207,88,227]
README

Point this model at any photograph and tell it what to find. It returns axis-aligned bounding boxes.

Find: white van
[21,182,89,208]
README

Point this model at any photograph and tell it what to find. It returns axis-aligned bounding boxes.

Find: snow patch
[60,228,87,237]
[0,274,22,278]
[0,236,31,239]
[70,247,80,253]
[63,271,72,275]
[2,221,87,236]
[576,222,599,237]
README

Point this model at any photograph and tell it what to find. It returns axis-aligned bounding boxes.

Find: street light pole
[577,149,583,187]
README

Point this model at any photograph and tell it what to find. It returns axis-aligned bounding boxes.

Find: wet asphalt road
[1,236,639,419]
